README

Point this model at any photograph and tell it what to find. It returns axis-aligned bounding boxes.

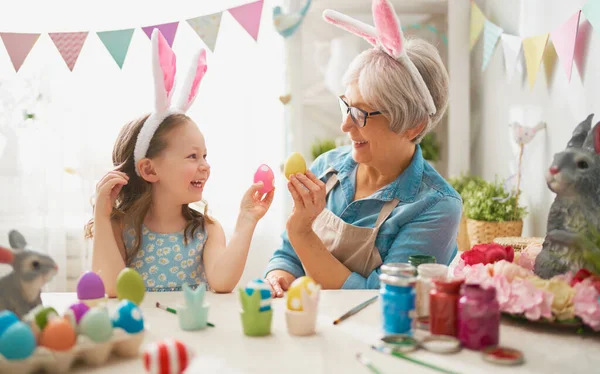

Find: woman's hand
[95,170,129,218]
[239,182,275,223]
[286,170,326,236]
[265,270,295,298]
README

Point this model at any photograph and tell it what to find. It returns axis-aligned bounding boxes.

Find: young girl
[86,30,274,295]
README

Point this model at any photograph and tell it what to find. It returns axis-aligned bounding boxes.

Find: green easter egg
[116,268,146,306]
[33,307,58,331]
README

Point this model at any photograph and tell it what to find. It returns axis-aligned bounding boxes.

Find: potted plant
[447,174,486,251]
[461,178,527,248]
[420,132,440,168]
[311,138,337,160]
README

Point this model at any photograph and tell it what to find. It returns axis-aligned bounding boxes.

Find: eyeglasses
[338,96,383,128]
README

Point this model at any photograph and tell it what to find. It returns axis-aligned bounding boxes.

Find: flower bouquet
[453,243,600,332]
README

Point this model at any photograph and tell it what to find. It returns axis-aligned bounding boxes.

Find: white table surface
[39,290,600,374]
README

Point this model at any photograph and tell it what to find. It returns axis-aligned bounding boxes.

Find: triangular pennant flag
[97,28,134,69]
[0,33,40,72]
[228,0,264,41]
[470,1,486,50]
[142,22,179,47]
[482,20,503,71]
[550,10,581,81]
[500,34,522,81]
[49,32,88,71]
[522,33,549,89]
[187,12,223,52]
[583,0,600,31]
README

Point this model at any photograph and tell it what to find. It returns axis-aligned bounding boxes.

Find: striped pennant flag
[482,19,503,71]
[49,32,88,71]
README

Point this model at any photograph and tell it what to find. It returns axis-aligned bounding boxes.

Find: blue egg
[0,321,36,360]
[112,300,144,334]
[0,311,18,337]
[245,278,272,312]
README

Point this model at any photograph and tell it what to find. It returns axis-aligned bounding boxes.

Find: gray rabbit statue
[0,230,58,318]
[534,114,600,279]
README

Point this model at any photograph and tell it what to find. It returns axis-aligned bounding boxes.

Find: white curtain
[0,0,286,291]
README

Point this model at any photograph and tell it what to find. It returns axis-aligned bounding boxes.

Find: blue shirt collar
[327,145,424,203]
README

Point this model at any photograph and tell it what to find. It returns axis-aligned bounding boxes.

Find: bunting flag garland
[0,33,40,72]
[187,13,223,52]
[0,1,265,73]
[97,29,134,69]
[470,0,600,85]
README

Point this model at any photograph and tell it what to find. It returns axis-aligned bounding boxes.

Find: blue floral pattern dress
[124,223,209,291]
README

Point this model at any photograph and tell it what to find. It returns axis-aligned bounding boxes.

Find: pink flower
[573,278,600,331]
[461,248,486,265]
[492,260,533,282]
[515,243,542,271]
[456,263,493,288]
[462,243,515,265]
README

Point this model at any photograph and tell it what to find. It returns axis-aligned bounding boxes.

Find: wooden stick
[513,144,524,221]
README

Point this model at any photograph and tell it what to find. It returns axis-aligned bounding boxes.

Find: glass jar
[380,263,415,277]
[408,255,436,275]
[379,273,416,335]
[458,284,500,350]
[429,278,464,337]
[415,264,448,324]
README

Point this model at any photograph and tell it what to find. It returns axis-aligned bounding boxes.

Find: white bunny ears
[133,29,208,175]
[323,0,436,117]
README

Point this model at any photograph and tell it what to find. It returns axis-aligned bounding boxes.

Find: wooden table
[38,290,600,374]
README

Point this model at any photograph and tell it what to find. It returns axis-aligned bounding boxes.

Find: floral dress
[124,223,208,291]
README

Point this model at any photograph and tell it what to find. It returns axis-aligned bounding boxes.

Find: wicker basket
[466,219,523,248]
[493,236,545,252]
[457,213,470,251]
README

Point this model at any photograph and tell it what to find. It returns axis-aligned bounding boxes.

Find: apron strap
[374,198,400,228]
[319,167,339,195]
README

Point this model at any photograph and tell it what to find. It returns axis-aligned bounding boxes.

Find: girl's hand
[239,182,275,223]
[95,170,129,218]
[265,270,294,298]
[286,170,326,236]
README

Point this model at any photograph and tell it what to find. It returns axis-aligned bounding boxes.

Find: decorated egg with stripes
[245,278,272,312]
[143,339,194,374]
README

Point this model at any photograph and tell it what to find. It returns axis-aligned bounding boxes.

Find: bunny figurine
[534,114,600,278]
[0,230,58,318]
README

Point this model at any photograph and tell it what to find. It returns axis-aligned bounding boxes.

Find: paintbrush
[156,302,215,327]
[356,353,384,374]
[371,345,460,374]
[333,295,378,325]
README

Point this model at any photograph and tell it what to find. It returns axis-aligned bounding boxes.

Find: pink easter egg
[253,164,275,194]
[143,339,194,374]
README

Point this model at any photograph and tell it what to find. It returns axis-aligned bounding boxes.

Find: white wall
[471,0,598,237]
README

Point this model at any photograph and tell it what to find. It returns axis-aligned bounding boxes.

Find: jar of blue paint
[379,264,416,336]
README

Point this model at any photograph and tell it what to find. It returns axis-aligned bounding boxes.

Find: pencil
[156,302,215,327]
[371,345,460,374]
[333,295,379,325]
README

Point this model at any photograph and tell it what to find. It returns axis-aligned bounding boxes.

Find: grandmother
[264,0,462,296]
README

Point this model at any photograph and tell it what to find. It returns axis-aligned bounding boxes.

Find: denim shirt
[264,145,462,289]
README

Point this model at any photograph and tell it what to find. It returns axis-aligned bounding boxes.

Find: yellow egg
[286,276,318,311]
[283,152,307,180]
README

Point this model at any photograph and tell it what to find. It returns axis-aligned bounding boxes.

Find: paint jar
[408,255,436,275]
[458,284,500,350]
[429,278,464,337]
[379,273,416,336]
[380,263,415,277]
[415,264,448,329]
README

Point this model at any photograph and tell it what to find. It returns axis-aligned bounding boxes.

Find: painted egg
[116,268,146,306]
[0,310,19,337]
[244,278,272,312]
[79,307,113,343]
[77,271,106,301]
[113,300,144,334]
[0,321,36,360]
[29,306,58,331]
[253,164,275,194]
[40,318,76,351]
[283,152,307,180]
[143,339,194,374]
[65,302,90,326]
[287,276,318,311]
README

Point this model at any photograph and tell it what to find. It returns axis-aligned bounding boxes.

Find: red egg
[253,164,275,194]
[143,339,194,374]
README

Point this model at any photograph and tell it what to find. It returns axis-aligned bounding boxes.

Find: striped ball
[245,278,272,312]
[143,339,194,374]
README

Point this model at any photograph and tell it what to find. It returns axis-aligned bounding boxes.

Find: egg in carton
[285,276,321,336]
[0,299,146,374]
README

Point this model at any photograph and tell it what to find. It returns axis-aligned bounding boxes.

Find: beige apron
[307,167,400,278]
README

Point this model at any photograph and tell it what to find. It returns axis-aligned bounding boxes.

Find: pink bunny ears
[323,0,436,117]
[134,29,208,175]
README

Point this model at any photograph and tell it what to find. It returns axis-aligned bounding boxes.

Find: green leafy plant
[311,138,337,160]
[447,174,486,198]
[462,178,527,222]
[420,132,440,162]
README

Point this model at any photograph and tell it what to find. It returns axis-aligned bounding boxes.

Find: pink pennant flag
[49,32,88,71]
[0,33,40,72]
[142,22,179,47]
[550,10,581,81]
[228,0,264,41]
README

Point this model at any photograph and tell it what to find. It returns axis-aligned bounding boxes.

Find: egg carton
[0,328,145,374]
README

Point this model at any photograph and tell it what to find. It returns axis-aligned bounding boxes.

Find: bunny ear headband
[133,29,208,175]
[323,0,436,117]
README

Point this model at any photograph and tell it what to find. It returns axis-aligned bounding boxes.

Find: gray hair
[342,38,449,142]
